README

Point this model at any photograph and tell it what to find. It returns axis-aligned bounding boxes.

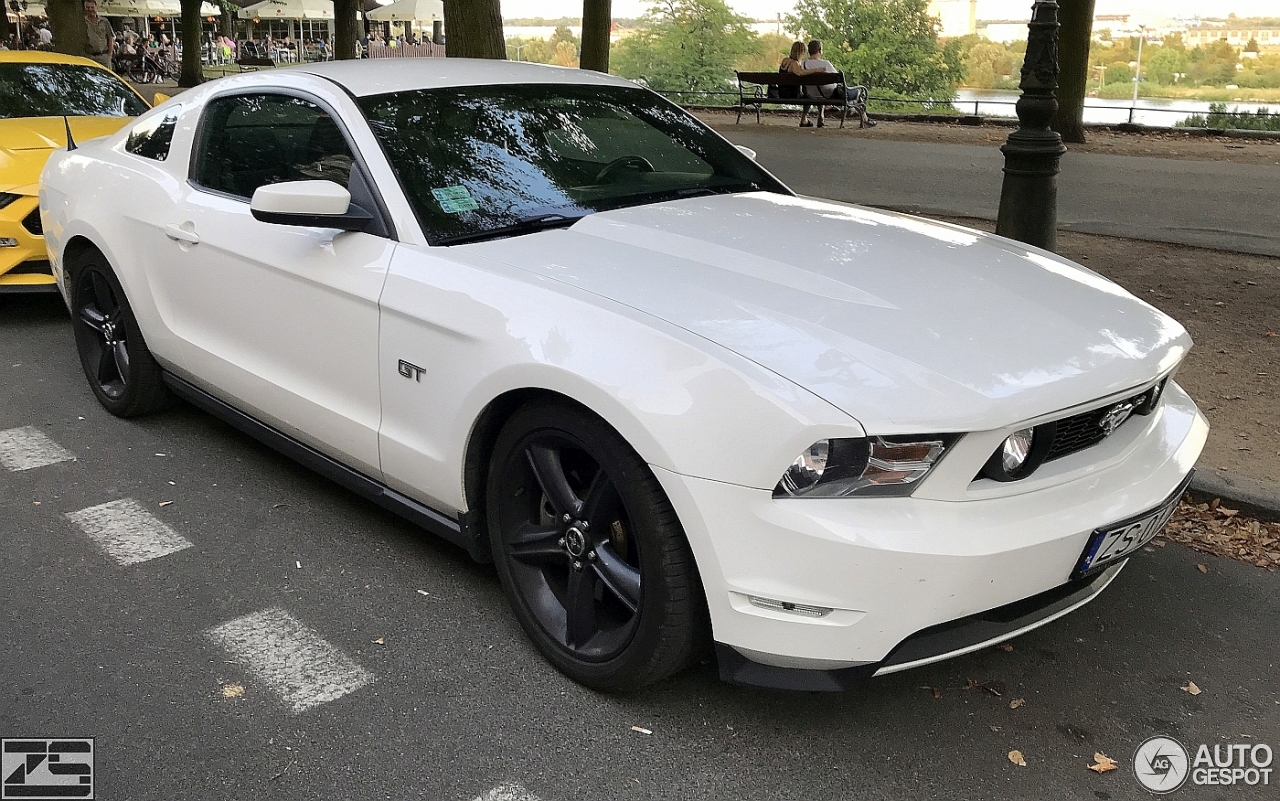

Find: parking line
[206,607,375,714]
[471,784,541,801]
[0,426,76,471]
[65,498,194,566]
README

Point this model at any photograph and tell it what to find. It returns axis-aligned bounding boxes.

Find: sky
[502,0,1280,24]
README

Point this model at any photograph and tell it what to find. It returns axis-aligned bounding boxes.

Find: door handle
[165,223,200,245]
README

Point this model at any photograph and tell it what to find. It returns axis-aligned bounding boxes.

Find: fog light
[0,237,18,248]
[748,596,832,618]
[1001,428,1035,473]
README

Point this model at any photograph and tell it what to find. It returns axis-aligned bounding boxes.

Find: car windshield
[0,62,148,119]
[357,83,787,245]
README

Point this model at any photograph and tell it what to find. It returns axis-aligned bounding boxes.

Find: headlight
[0,193,21,210]
[774,435,957,498]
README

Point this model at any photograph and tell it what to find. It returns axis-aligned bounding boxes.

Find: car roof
[0,50,108,69]
[291,58,637,98]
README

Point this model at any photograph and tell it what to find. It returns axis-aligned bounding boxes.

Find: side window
[193,93,355,200]
[124,107,180,161]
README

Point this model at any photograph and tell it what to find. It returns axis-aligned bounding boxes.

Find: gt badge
[1099,401,1135,436]
[397,360,426,382]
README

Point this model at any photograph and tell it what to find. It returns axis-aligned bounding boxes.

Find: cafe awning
[366,0,441,22]
[237,0,335,20]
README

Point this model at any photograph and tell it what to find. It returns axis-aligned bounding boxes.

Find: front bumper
[654,381,1208,687]
[0,194,55,293]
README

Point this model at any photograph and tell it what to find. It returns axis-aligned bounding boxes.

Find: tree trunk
[0,6,11,46]
[47,0,88,58]
[333,0,359,59]
[1050,0,1096,144]
[178,0,203,87]
[218,0,233,38]
[580,0,610,72]
[443,0,505,59]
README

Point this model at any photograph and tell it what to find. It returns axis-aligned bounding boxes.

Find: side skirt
[162,372,487,562]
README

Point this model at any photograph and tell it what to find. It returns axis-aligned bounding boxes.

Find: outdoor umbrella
[365,0,441,23]
[237,0,334,20]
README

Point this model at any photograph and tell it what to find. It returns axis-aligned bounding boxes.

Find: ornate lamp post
[995,0,1066,252]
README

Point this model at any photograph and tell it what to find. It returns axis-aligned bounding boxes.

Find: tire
[69,251,172,417]
[486,401,708,692]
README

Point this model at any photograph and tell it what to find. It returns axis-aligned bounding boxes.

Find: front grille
[8,259,52,276]
[22,209,42,236]
[1044,385,1158,463]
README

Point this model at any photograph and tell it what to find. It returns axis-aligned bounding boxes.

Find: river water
[953,89,1278,127]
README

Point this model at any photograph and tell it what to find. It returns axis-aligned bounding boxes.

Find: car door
[160,91,393,476]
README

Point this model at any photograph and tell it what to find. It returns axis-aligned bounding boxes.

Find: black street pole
[995,0,1066,252]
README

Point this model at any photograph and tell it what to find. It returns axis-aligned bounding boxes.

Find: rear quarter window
[124,107,181,161]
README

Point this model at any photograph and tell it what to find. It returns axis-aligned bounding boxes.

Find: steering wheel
[593,155,656,184]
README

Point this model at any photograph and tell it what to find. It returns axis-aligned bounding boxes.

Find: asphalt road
[721,127,1280,257]
[2,293,1278,801]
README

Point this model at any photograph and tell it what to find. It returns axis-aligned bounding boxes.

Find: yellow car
[0,51,150,293]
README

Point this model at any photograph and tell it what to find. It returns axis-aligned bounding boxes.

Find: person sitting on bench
[800,39,876,129]
[776,41,828,122]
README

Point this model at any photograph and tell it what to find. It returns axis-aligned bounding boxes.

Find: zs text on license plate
[1073,471,1195,578]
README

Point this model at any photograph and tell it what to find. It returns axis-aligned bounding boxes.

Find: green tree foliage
[1103,60,1132,85]
[787,0,962,96]
[611,0,759,92]
[962,39,1020,89]
[1186,40,1238,85]
[1178,102,1280,131]
[1144,48,1186,85]
[507,26,581,64]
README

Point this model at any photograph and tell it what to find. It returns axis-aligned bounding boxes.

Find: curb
[1187,468,1280,523]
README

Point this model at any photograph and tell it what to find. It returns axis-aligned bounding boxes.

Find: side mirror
[151,91,172,105]
[735,144,757,160]
[250,180,373,232]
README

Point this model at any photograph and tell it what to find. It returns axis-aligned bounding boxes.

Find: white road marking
[0,426,75,471]
[471,784,541,801]
[206,607,375,714]
[65,498,193,565]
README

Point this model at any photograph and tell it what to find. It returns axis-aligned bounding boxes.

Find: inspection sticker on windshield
[431,186,479,214]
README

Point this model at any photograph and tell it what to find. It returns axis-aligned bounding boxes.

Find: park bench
[734,71,856,128]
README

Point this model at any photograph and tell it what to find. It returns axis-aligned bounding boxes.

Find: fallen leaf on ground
[630,726,652,735]
[222,684,244,699]
[998,643,1014,652]
[159,501,173,507]
[989,725,1001,732]
[1009,698,1025,709]
[416,589,429,596]
[1182,681,1202,695]
[1088,753,1118,773]
[922,685,942,698]
[1164,501,1280,572]
[372,637,385,645]
[1008,750,1027,767]
[1197,563,1209,574]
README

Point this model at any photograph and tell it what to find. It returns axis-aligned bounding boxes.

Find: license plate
[1073,471,1194,578]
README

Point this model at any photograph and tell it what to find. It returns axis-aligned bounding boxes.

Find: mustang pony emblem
[1099,401,1136,436]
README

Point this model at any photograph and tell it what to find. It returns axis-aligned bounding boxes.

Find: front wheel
[486,401,707,692]
[70,252,172,417]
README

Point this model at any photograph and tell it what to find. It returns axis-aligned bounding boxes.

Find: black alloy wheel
[70,253,171,417]
[487,402,707,691]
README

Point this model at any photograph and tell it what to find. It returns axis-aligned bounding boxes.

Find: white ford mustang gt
[40,60,1207,692]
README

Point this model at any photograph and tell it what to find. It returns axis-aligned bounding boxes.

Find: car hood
[469,192,1190,432]
[0,116,131,194]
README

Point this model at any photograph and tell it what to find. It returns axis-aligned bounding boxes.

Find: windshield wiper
[435,212,586,246]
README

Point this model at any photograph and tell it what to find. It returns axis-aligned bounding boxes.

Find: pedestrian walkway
[712,121,1280,257]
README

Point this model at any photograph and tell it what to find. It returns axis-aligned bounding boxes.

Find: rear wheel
[487,401,706,692]
[70,252,171,417]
